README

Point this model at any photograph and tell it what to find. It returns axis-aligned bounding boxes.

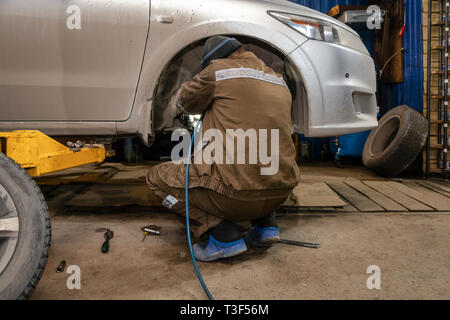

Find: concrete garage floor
[31,163,450,300]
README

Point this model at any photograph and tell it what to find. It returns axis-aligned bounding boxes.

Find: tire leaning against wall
[362,105,429,177]
[0,152,51,300]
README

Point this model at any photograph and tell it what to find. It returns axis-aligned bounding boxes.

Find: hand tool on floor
[278,239,320,248]
[101,229,114,253]
[245,232,320,249]
[56,260,66,273]
[141,225,161,242]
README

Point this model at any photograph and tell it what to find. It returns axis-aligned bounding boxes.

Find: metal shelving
[426,0,449,179]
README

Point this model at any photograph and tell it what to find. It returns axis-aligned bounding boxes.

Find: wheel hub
[0,183,19,275]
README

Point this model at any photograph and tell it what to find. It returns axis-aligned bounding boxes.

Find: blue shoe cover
[193,234,247,262]
[247,225,280,246]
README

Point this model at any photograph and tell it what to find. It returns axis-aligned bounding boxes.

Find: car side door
[0,0,149,121]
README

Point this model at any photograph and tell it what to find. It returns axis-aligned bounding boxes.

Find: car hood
[254,0,360,37]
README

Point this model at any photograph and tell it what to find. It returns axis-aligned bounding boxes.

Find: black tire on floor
[362,105,429,177]
[0,152,51,300]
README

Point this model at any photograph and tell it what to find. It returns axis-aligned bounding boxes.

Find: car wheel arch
[142,34,308,136]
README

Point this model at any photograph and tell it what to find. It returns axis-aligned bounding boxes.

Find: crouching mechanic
[147,36,300,261]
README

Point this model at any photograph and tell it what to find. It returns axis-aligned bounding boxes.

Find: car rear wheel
[0,152,50,300]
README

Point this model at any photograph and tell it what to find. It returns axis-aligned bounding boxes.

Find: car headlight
[268,11,369,55]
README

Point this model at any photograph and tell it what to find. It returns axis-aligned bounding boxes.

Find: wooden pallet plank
[335,202,359,212]
[327,182,385,212]
[345,180,407,212]
[428,181,450,193]
[65,184,163,207]
[400,182,450,211]
[417,181,450,197]
[283,182,346,208]
[363,181,434,212]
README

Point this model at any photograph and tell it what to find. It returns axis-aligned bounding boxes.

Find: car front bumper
[289,40,378,137]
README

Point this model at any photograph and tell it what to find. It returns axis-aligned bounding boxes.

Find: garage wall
[378,0,423,114]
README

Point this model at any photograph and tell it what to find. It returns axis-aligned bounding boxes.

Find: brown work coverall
[147,50,300,239]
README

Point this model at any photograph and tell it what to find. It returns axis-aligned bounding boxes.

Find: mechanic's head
[201,36,243,68]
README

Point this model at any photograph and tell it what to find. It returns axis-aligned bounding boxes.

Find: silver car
[0,0,377,144]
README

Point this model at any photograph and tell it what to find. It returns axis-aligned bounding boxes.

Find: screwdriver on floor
[101,229,114,253]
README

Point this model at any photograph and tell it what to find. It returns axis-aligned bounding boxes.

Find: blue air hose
[185,119,214,300]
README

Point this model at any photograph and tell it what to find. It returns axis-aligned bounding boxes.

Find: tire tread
[363,106,429,177]
[0,153,51,300]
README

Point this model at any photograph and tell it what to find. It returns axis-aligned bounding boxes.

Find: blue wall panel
[379,0,423,114]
